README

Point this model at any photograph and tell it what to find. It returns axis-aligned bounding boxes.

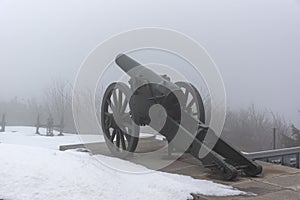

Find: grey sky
[0,0,300,125]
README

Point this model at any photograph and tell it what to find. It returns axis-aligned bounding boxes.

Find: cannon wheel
[175,82,205,124]
[101,82,140,158]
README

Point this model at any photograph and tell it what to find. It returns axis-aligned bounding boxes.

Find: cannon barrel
[115,53,141,73]
[115,53,174,86]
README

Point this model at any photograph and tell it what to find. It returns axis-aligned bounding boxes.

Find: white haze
[0,0,300,126]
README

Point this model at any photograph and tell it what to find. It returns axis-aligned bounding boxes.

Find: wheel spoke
[110,130,116,142]
[120,131,126,150]
[124,132,132,142]
[112,89,119,112]
[120,99,128,114]
[107,99,117,113]
[183,89,188,106]
[104,112,112,129]
[124,122,135,134]
[118,89,123,112]
[116,130,120,148]
[176,82,205,122]
[125,125,136,139]
[186,98,195,110]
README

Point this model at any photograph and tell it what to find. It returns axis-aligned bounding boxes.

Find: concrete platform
[59,137,300,200]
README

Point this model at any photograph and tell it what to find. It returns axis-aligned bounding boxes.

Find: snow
[0,126,104,150]
[0,126,247,200]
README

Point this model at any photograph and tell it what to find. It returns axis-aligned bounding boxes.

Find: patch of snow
[0,126,103,150]
[0,126,247,199]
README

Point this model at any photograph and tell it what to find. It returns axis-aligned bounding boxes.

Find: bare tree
[72,87,102,134]
[223,105,290,151]
[43,78,73,132]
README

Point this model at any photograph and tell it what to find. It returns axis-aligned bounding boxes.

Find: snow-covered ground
[0,126,247,200]
[0,126,104,150]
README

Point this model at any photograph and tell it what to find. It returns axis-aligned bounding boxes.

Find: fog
[0,0,300,126]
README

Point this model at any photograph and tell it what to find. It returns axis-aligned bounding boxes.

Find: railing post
[298,152,300,169]
[273,128,276,150]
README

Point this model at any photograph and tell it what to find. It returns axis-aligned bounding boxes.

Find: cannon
[101,53,262,180]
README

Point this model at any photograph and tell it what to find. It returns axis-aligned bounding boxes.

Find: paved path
[60,137,300,200]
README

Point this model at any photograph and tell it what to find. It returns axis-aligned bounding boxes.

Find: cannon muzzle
[115,53,141,74]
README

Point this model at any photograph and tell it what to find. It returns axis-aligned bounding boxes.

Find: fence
[244,146,300,169]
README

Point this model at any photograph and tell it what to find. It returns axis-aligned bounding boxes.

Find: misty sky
[0,0,300,126]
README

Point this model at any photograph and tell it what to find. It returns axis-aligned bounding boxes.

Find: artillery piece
[101,54,262,180]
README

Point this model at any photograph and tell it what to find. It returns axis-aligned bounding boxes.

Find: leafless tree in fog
[43,78,73,131]
[223,105,291,151]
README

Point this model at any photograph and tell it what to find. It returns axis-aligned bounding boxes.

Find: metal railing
[244,146,300,169]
